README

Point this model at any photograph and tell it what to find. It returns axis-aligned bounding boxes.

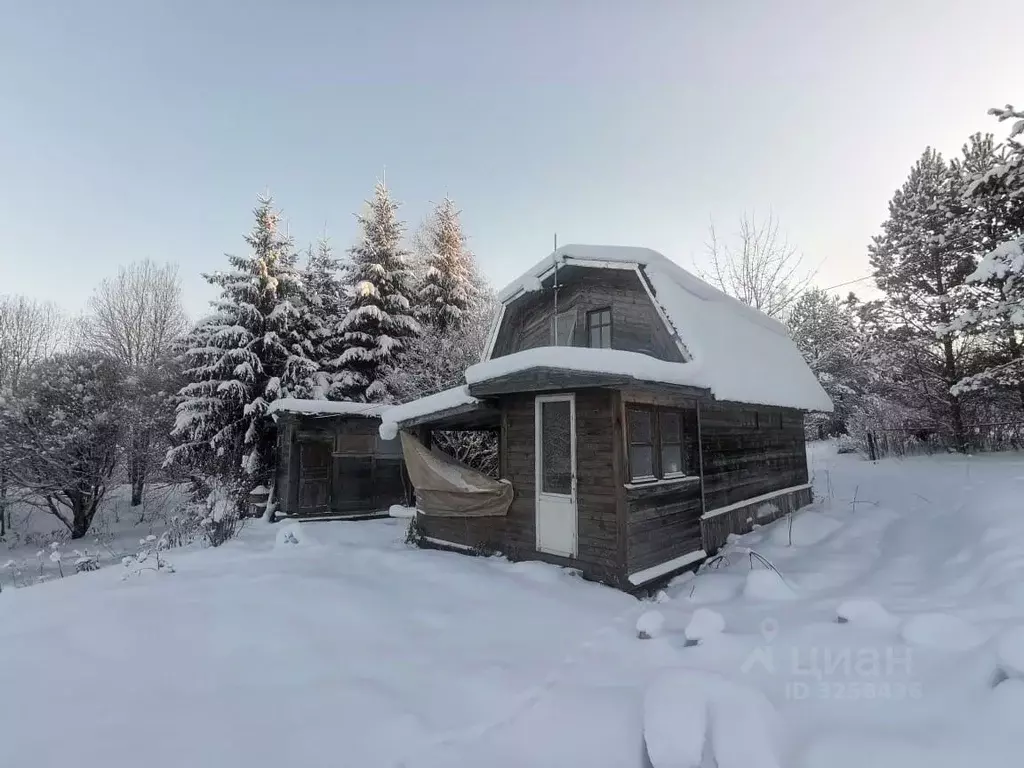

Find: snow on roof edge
[378,385,481,434]
[267,398,390,418]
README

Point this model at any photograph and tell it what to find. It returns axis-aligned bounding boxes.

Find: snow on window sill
[624,475,700,491]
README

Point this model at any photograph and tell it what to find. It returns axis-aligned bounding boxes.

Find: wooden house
[380,245,833,590]
[268,399,407,519]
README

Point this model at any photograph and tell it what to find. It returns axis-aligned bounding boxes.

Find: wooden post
[696,402,707,518]
[867,431,877,462]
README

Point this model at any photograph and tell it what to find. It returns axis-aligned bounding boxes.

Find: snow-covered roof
[494,245,833,412]
[465,347,708,390]
[266,398,390,419]
[378,386,480,438]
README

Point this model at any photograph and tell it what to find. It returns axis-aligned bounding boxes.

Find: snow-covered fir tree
[417,197,476,333]
[167,195,319,493]
[302,238,347,398]
[388,198,499,472]
[787,287,863,435]
[868,148,978,450]
[954,109,1024,407]
[326,181,419,403]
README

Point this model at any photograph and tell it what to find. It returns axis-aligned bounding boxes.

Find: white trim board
[701,483,813,521]
[623,475,700,491]
[421,536,479,553]
[628,549,707,586]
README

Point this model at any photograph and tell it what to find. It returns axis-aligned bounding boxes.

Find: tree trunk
[69,490,100,540]
[942,336,967,453]
[129,433,149,507]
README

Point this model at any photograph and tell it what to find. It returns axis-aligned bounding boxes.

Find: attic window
[586,308,612,349]
[551,309,577,346]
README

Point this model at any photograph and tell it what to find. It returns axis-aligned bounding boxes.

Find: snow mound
[901,613,986,651]
[680,572,744,604]
[685,608,725,642]
[274,523,315,548]
[836,599,899,630]
[769,511,843,547]
[644,670,781,768]
[743,568,797,601]
[637,610,666,639]
[388,504,416,519]
[995,626,1024,680]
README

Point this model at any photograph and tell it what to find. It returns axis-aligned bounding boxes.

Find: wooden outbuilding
[381,245,832,590]
[268,399,407,519]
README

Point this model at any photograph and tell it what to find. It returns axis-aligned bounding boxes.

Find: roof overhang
[467,366,711,399]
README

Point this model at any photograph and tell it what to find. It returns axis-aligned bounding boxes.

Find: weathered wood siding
[491,268,683,362]
[418,389,624,586]
[275,414,406,517]
[701,485,812,553]
[625,479,703,575]
[700,404,808,513]
[618,390,705,578]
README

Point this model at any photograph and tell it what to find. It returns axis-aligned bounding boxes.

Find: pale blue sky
[1,1,1019,317]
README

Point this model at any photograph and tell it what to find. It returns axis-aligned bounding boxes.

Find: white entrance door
[535,394,577,557]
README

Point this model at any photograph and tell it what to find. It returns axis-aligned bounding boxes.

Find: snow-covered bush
[201,486,240,548]
[122,534,174,578]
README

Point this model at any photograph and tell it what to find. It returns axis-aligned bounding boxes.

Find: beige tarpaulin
[400,432,514,517]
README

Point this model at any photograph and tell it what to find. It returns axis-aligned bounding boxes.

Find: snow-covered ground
[3,443,1024,767]
[1,483,188,586]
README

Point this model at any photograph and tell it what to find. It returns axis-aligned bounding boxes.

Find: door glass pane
[629,445,654,479]
[661,444,683,476]
[541,400,572,494]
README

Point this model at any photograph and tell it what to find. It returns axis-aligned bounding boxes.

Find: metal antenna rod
[552,233,560,344]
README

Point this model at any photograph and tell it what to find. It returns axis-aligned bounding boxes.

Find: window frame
[586,307,613,349]
[658,410,685,479]
[626,406,657,482]
[625,404,689,483]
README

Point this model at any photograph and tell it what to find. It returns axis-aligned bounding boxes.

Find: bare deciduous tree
[699,211,813,319]
[81,261,188,506]
[0,295,67,537]
[80,261,188,367]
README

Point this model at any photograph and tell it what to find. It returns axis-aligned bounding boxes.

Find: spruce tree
[168,195,318,493]
[418,197,476,333]
[303,238,346,398]
[327,181,419,403]
[868,148,977,450]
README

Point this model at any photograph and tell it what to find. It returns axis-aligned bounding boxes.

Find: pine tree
[418,197,476,333]
[167,195,318,493]
[955,110,1024,406]
[327,181,419,403]
[868,148,977,451]
[303,238,346,398]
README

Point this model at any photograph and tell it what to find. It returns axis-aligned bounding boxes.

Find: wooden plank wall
[625,479,704,575]
[275,414,407,517]
[491,269,683,362]
[701,486,813,553]
[700,404,808,512]
[418,389,624,585]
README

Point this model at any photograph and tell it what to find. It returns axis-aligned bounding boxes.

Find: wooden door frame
[534,392,578,557]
